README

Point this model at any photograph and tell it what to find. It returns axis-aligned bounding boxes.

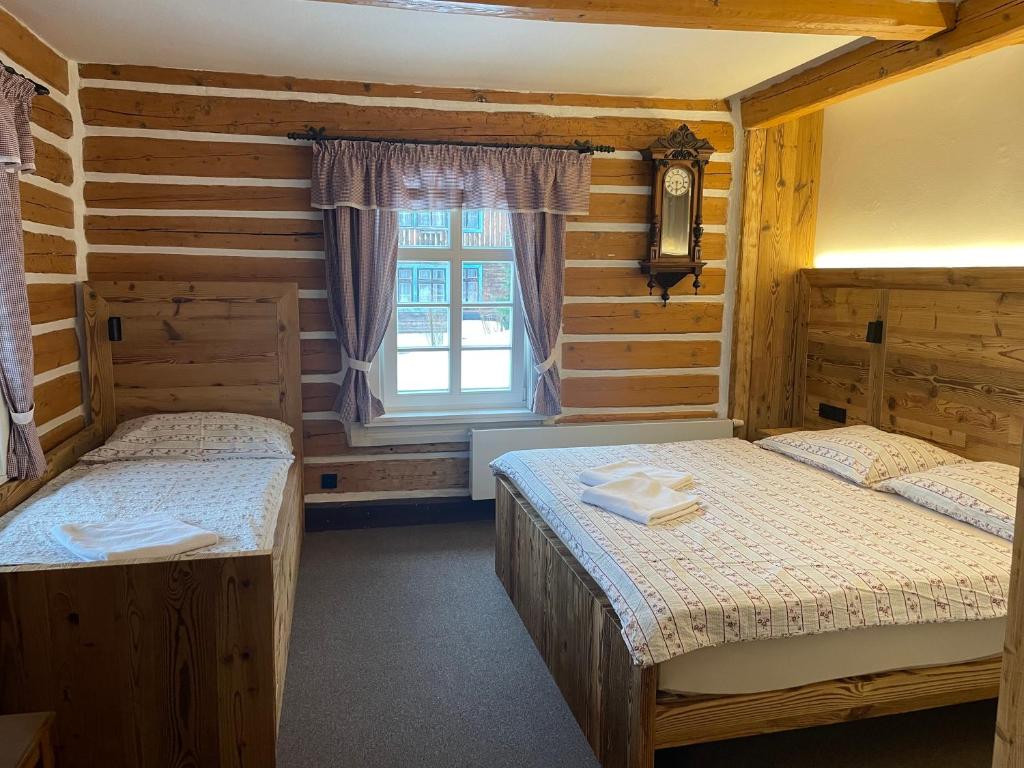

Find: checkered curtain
[0,69,46,479]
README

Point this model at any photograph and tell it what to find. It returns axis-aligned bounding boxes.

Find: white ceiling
[4,0,857,99]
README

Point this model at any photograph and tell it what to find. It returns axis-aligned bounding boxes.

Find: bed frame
[496,267,1024,767]
[0,281,304,768]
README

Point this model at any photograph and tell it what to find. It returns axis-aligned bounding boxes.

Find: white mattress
[0,458,292,565]
[659,616,1006,695]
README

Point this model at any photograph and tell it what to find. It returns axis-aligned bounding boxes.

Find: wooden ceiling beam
[316,0,955,39]
[742,0,1024,129]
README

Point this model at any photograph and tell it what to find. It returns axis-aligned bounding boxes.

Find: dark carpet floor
[277,520,998,768]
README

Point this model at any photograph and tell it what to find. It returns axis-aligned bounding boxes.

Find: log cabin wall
[75,64,740,506]
[0,9,90,455]
[729,111,824,440]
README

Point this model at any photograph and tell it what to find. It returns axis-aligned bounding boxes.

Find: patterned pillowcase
[755,425,968,487]
[82,412,294,462]
[875,462,1017,541]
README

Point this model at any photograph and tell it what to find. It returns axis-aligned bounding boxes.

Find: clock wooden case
[640,124,716,304]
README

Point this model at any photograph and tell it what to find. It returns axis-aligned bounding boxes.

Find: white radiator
[470,418,736,500]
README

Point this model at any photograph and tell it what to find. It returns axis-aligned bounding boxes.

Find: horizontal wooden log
[562,374,719,407]
[319,0,952,39]
[24,231,76,274]
[299,299,332,333]
[32,95,73,139]
[562,302,724,334]
[84,215,324,250]
[35,372,82,425]
[565,267,725,296]
[742,0,1024,128]
[28,283,76,324]
[34,140,73,186]
[79,63,731,112]
[33,328,80,375]
[302,419,467,457]
[0,8,69,94]
[566,231,726,262]
[40,414,86,452]
[554,410,718,424]
[79,88,735,151]
[87,252,326,290]
[84,181,312,211]
[591,159,731,190]
[304,457,469,493]
[561,340,721,370]
[20,182,74,229]
[300,338,341,375]
[302,382,338,412]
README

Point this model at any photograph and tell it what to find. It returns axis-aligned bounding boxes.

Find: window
[379,208,529,413]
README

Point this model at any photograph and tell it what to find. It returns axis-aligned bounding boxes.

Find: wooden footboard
[0,463,303,768]
[495,477,657,768]
[496,476,1002,768]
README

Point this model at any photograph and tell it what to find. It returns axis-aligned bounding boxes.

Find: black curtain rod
[286,126,615,154]
[0,58,49,96]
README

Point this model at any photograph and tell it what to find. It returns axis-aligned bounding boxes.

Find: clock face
[663,167,692,197]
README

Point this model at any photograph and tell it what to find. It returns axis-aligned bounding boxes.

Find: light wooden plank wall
[75,63,739,503]
[729,111,823,439]
[0,8,88,453]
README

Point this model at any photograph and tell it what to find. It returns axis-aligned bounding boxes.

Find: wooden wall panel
[77,63,737,504]
[729,111,824,438]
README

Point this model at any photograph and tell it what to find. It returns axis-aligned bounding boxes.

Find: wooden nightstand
[752,426,805,441]
[0,713,55,768]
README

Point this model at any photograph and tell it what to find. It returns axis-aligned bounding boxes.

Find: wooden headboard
[794,268,1024,464]
[0,281,303,515]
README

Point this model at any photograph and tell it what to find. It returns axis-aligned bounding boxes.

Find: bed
[0,281,303,768]
[492,268,1024,767]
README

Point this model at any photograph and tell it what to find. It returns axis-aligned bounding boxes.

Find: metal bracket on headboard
[107,316,123,342]
[818,403,848,424]
[865,320,884,344]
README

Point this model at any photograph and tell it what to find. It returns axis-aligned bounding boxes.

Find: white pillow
[875,462,1017,541]
[756,425,968,487]
[82,412,294,463]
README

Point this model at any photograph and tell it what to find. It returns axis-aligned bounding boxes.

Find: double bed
[492,268,1024,767]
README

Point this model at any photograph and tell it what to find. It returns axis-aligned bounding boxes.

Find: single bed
[0,281,304,768]
[492,268,1024,768]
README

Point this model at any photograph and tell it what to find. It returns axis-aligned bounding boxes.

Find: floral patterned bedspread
[0,458,291,565]
[492,438,1011,667]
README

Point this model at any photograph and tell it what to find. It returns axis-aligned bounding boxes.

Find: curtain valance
[311,140,592,216]
[0,69,36,173]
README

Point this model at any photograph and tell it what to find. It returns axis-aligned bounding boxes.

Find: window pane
[462,307,512,347]
[462,261,513,303]
[462,349,512,391]
[397,350,449,393]
[397,262,449,305]
[463,209,513,249]
[399,210,451,248]
[397,307,449,348]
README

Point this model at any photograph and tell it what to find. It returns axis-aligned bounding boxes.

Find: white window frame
[377,208,531,415]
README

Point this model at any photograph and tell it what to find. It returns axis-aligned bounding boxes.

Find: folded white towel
[581,476,700,525]
[579,460,693,490]
[50,517,219,562]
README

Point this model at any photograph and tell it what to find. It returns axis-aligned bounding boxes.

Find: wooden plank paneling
[40,415,86,451]
[729,112,823,438]
[31,95,73,139]
[563,302,723,335]
[20,182,74,229]
[24,231,76,274]
[85,181,312,211]
[80,63,731,112]
[28,283,76,324]
[566,231,726,262]
[742,0,1024,129]
[318,0,952,38]
[79,88,735,151]
[33,328,80,375]
[87,252,325,289]
[562,374,718,408]
[304,457,469,493]
[562,340,720,370]
[0,7,69,93]
[84,215,324,250]
[565,267,725,297]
